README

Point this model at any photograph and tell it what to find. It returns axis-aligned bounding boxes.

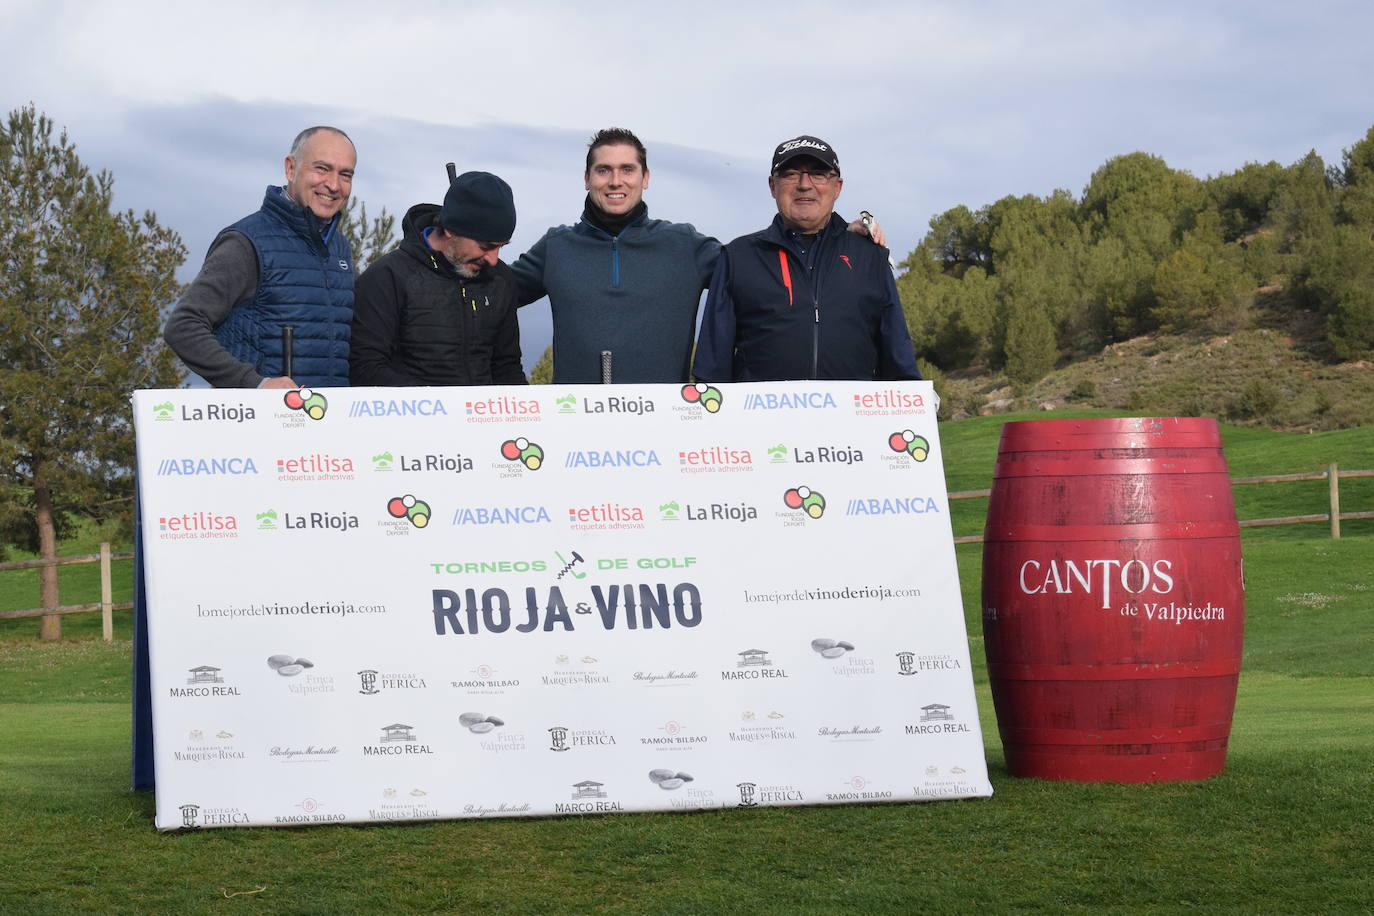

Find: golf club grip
[600,350,613,385]
[282,325,295,381]
[446,162,457,183]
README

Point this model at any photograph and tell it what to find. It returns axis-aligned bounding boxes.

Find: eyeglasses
[773,168,838,186]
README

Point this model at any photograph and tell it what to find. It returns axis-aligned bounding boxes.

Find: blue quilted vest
[212,186,354,387]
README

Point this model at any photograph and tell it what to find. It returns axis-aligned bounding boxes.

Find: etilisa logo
[386,494,432,528]
[158,510,238,540]
[852,387,927,416]
[501,437,545,470]
[887,430,930,462]
[678,444,752,474]
[466,394,541,423]
[283,388,328,420]
[782,486,826,519]
[679,383,723,413]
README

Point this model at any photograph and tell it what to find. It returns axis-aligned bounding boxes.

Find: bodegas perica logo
[680,383,724,414]
[283,388,328,420]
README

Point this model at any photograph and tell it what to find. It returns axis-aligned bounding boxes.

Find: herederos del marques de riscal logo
[283,388,328,420]
[500,437,544,470]
[782,485,826,519]
[387,494,432,528]
[887,429,930,462]
[679,383,723,413]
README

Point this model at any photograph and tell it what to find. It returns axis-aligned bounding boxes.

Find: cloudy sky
[4,0,1371,373]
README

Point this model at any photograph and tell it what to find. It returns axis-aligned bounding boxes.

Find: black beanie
[439,171,516,242]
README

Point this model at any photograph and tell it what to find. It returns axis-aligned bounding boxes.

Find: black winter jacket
[692,212,920,382]
[349,204,525,386]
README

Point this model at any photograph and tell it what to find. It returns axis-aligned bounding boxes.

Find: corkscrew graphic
[555,550,586,580]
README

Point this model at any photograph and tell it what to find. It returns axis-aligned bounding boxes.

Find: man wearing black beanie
[349,171,527,385]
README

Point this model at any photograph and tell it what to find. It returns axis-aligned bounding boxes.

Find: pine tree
[0,105,185,638]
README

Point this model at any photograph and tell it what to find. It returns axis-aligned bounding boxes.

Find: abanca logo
[156,457,258,476]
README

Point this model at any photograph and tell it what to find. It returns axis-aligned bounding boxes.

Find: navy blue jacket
[213,187,354,387]
[693,212,920,382]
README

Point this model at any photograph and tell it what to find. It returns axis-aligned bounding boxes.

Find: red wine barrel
[981,417,1244,782]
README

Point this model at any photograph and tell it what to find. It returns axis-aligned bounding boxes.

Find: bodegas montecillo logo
[680,382,723,413]
[282,388,328,420]
[887,429,930,462]
[386,494,432,528]
[782,486,826,519]
[500,436,544,470]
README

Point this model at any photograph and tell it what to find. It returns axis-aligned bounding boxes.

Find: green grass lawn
[1,417,1370,912]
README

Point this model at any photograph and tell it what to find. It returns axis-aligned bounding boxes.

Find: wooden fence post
[1329,463,1341,540]
[101,542,114,642]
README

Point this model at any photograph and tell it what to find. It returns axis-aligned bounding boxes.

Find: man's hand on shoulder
[259,376,299,389]
[846,212,885,248]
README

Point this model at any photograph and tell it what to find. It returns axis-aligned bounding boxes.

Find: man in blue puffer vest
[693,135,921,383]
[164,126,357,389]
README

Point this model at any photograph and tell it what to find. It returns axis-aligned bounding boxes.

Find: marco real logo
[679,383,723,413]
[283,388,328,420]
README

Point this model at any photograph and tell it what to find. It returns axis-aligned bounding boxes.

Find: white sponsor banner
[134,381,990,830]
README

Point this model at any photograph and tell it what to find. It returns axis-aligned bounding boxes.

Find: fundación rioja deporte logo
[386,494,432,528]
[680,383,723,413]
[887,429,930,462]
[500,437,544,470]
[283,388,328,420]
[782,486,826,519]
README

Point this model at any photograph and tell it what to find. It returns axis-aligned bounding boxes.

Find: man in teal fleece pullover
[509,127,884,384]
[510,127,716,384]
